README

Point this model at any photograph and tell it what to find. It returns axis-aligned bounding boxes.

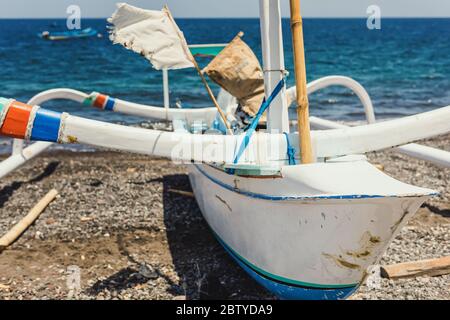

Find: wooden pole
[164,6,232,135]
[192,59,233,134]
[381,256,450,280]
[0,189,58,251]
[289,0,313,163]
[168,188,195,198]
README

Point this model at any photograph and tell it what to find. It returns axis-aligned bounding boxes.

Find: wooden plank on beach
[381,256,450,279]
[168,189,195,198]
[0,189,58,252]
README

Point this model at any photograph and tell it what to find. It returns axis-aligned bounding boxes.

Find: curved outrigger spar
[2,75,449,179]
[0,96,449,165]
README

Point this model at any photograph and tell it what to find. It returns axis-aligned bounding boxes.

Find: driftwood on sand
[0,189,58,252]
[381,256,450,280]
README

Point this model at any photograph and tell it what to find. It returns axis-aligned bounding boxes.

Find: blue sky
[0,0,449,18]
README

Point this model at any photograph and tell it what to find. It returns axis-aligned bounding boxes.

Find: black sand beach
[0,134,448,300]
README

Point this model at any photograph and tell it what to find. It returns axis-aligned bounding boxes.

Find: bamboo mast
[290,0,313,163]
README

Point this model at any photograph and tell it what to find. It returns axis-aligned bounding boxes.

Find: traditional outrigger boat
[1,1,450,299]
[39,27,99,41]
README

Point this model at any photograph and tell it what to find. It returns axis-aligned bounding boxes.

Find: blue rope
[283,132,297,165]
[232,78,285,166]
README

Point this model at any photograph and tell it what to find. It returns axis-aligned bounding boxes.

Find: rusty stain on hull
[345,231,382,259]
[323,253,361,270]
[324,231,383,271]
[346,250,371,258]
[67,135,78,144]
[215,195,232,212]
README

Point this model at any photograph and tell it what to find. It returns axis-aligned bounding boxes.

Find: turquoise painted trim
[189,44,226,57]
[0,98,11,113]
[82,96,95,106]
[211,229,358,289]
[194,164,434,201]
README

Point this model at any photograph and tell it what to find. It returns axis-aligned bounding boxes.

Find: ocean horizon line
[1,16,449,20]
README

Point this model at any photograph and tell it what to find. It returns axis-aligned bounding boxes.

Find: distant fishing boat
[38,27,99,41]
[2,1,450,300]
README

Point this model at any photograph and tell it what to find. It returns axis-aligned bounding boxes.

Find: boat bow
[188,160,435,299]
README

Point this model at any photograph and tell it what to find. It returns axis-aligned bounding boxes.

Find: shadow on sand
[161,173,273,300]
[0,161,59,208]
[83,173,273,300]
[423,203,450,218]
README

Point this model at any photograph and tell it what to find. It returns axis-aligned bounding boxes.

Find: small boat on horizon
[38,27,100,41]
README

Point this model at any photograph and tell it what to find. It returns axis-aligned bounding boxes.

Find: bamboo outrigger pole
[290,0,314,163]
[0,189,58,251]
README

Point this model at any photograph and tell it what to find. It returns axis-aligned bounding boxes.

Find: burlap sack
[202,34,265,119]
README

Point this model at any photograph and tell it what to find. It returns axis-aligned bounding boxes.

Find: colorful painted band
[30,108,62,142]
[88,92,115,111]
[93,93,107,109]
[0,100,33,139]
[104,97,115,111]
[0,97,63,142]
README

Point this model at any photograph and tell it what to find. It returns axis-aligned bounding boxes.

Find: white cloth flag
[108,3,195,70]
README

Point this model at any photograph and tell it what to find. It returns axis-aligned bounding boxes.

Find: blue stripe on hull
[193,164,389,201]
[214,234,358,300]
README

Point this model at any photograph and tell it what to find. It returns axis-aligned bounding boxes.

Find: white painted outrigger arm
[2,98,449,165]
[310,106,450,159]
[286,76,450,168]
[21,88,220,124]
[287,75,376,123]
[1,88,222,179]
[3,87,220,179]
[2,76,450,179]
[10,75,373,162]
[0,141,53,179]
[309,117,450,167]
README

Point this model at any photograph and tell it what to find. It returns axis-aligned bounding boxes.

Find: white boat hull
[187,161,434,299]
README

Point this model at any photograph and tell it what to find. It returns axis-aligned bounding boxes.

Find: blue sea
[0,18,449,127]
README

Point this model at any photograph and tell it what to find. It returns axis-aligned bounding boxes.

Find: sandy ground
[0,134,448,300]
